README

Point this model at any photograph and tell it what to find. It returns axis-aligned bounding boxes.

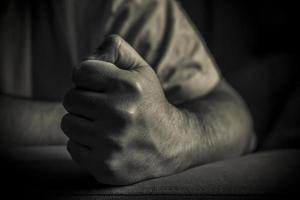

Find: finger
[67,139,92,168]
[72,60,125,92]
[62,115,123,154]
[61,113,96,147]
[73,35,150,92]
[63,88,110,120]
[90,34,149,70]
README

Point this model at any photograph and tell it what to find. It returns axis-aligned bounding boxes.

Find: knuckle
[72,61,88,82]
[103,156,118,171]
[95,35,122,63]
[79,60,92,67]
[98,157,130,185]
[107,34,122,47]
[78,60,97,70]
[73,60,97,83]
[119,76,143,96]
[123,109,137,123]
[129,79,143,93]
[103,129,127,150]
[78,61,93,75]
[115,107,137,127]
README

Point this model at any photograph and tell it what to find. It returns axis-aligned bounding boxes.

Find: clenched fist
[61,35,191,185]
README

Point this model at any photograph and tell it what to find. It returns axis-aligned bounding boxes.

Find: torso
[0,0,110,100]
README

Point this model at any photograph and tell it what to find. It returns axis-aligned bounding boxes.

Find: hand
[61,35,185,185]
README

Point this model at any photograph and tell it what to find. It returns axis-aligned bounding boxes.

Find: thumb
[89,35,149,70]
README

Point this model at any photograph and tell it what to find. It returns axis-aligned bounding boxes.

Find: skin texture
[61,35,256,185]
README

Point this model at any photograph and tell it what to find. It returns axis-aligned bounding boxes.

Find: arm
[61,35,256,185]
[0,94,67,148]
[174,79,255,170]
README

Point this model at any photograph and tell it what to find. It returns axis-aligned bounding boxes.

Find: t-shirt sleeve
[103,0,220,105]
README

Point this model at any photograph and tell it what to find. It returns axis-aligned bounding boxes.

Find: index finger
[72,60,126,92]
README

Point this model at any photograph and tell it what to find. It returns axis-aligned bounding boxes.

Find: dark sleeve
[103,0,220,105]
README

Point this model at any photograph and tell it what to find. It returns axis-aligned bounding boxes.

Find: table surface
[2,146,300,199]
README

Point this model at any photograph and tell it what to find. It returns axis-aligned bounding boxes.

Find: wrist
[157,102,203,173]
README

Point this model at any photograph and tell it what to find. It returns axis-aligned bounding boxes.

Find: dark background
[0,1,299,198]
[179,0,299,149]
[0,0,298,149]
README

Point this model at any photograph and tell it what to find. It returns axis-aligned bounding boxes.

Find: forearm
[0,94,67,148]
[169,80,256,171]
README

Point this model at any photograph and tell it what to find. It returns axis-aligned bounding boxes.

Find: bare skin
[61,35,256,185]
[0,95,67,148]
[0,34,255,184]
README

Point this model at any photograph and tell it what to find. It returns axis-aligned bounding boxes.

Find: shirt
[0,0,219,105]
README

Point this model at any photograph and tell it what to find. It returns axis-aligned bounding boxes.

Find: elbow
[234,106,257,155]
